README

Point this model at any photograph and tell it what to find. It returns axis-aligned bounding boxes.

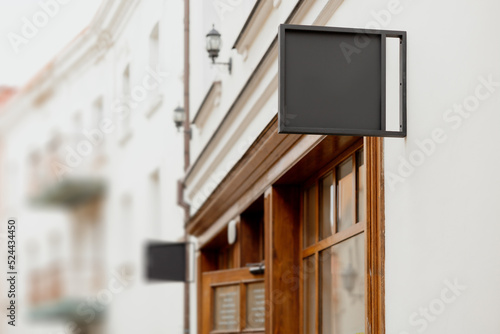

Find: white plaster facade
[186,0,500,333]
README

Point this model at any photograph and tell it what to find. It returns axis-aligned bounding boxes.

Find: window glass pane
[246,282,265,329]
[303,256,316,334]
[336,157,354,232]
[320,233,365,334]
[303,183,317,248]
[213,285,240,331]
[319,172,334,240]
[356,149,366,223]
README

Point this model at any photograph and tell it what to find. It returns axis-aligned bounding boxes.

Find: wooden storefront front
[188,117,385,334]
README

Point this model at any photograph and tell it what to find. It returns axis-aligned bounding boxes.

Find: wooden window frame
[299,138,384,334]
[201,268,265,334]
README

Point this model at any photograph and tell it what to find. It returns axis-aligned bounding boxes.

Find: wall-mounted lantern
[206,25,232,74]
[173,105,185,131]
[341,263,358,293]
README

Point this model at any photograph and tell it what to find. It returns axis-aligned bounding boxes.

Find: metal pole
[183,0,191,333]
[183,0,190,172]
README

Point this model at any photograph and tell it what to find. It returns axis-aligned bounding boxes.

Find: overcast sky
[0,0,102,87]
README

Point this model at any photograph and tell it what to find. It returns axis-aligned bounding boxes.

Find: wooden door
[201,268,265,334]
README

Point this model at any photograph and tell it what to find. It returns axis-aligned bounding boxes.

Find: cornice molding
[184,41,278,187]
[185,0,346,202]
[314,0,344,25]
[192,81,222,127]
[232,0,285,56]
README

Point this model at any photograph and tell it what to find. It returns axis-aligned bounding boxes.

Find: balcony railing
[28,262,105,322]
[27,133,107,206]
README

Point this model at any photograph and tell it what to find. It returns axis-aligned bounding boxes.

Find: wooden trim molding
[365,137,385,334]
[188,129,361,247]
[186,117,302,236]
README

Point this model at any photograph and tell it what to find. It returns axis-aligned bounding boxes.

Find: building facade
[185,0,500,334]
[0,0,499,333]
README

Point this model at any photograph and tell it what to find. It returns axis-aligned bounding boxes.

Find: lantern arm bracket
[211,57,232,74]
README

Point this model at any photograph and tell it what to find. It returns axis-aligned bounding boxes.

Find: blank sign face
[146,242,186,282]
[278,25,406,137]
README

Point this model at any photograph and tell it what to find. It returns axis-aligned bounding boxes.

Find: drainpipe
[183,0,191,333]
[183,0,191,172]
[178,179,190,333]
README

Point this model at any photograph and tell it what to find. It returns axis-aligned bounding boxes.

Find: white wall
[187,0,500,333]
[325,0,500,332]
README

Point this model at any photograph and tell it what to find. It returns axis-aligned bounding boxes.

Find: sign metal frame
[278,24,407,137]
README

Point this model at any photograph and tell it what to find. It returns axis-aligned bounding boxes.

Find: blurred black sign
[146,242,187,282]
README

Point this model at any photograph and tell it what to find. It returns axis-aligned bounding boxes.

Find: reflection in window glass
[303,256,316,334]
[320,173,334,240]
[246,282,265,329]
[213,285,240,331]
[357,149,366,223]
[304,184,317,248]
[336,157,354,232]
[320,233,365,334]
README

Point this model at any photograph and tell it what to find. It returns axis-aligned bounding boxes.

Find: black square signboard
[278,24,406,137]
[146,242,187,282]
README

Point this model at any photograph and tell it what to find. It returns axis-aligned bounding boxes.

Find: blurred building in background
[0,0,186,333]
